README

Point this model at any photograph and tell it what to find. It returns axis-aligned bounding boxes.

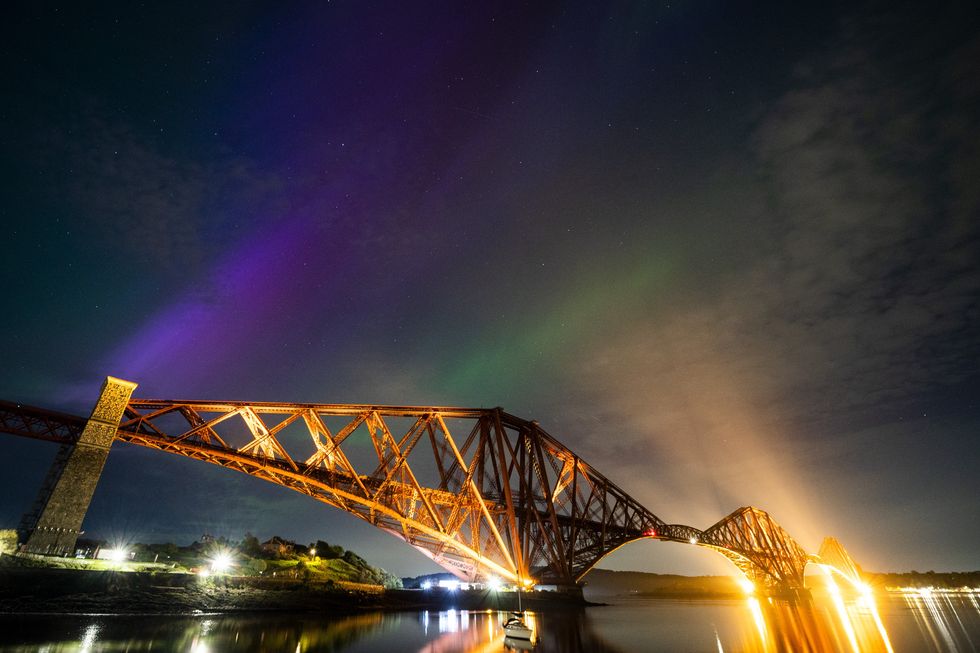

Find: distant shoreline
[2,564,976,616]
[580,568,980,597]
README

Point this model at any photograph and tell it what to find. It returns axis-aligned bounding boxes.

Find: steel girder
[0,400,85,444]
[114,400,666,585]
[814,537,864,587]
[698,506,812,591]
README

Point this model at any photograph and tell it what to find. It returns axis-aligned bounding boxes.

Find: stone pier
[19,377,137,556]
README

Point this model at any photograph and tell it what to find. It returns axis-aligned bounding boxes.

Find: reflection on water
[0,587,977,652]
[901,588,980,652]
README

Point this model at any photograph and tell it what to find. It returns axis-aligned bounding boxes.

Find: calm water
[0,590,977,652]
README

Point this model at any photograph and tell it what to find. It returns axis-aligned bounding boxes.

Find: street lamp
[210,551,234,574]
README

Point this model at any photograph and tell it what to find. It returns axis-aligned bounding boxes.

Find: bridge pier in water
[18,377,137,556]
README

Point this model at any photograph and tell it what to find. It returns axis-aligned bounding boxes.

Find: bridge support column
[19,377,137,556]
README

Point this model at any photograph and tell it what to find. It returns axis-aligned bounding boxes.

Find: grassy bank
[0,565,589,615]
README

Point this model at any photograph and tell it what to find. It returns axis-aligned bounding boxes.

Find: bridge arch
[573,508,814,594]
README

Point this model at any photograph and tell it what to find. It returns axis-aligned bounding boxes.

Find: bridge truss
[697,507,812,591]
[114,399,668,584]
[0,380,863,592]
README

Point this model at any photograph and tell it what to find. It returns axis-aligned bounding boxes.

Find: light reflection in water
[418,610,503,653]
[744,587,886,652]
[733,580,980,653]
[77,624,98,653]
[0,588,977,652]
[904,588,980,652]
[747,596,769,650]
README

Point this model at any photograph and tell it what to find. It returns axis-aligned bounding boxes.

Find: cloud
[551,13,980,541]
[593,15,978,429]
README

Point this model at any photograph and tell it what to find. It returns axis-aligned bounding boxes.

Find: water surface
[1,590,977,652]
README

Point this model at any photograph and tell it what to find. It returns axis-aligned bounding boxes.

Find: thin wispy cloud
[554,12,980,551]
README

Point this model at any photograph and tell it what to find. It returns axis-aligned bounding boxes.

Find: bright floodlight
[421,581,433,590]
[487,576,502,591]
[689,537,698,545]
[211,551,234,574]
[738,578,755,594]
[108,548,127,562]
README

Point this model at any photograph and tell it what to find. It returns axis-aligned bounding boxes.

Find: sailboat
[502,581,534,641]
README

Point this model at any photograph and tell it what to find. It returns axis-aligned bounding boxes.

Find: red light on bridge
[643,528,657,537]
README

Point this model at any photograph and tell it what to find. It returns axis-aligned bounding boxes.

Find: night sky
[2,2,978,577]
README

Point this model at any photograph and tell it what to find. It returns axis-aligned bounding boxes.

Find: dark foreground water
[0,589,977,652]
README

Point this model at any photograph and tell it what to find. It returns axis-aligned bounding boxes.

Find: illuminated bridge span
[0,378,863,594]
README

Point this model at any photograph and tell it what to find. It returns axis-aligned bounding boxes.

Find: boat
[503,611,533,641]
[502,581,533,641]
[503,634,534,650]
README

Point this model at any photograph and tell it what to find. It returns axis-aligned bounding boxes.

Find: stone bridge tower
[18,377,136,555]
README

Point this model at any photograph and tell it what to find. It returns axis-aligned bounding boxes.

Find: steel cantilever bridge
[0,377,863,595]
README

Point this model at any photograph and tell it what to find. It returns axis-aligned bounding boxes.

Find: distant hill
[581,568,980,597]
[581,569,741,598]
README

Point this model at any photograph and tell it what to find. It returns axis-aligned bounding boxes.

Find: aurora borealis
[1,2,978,576]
